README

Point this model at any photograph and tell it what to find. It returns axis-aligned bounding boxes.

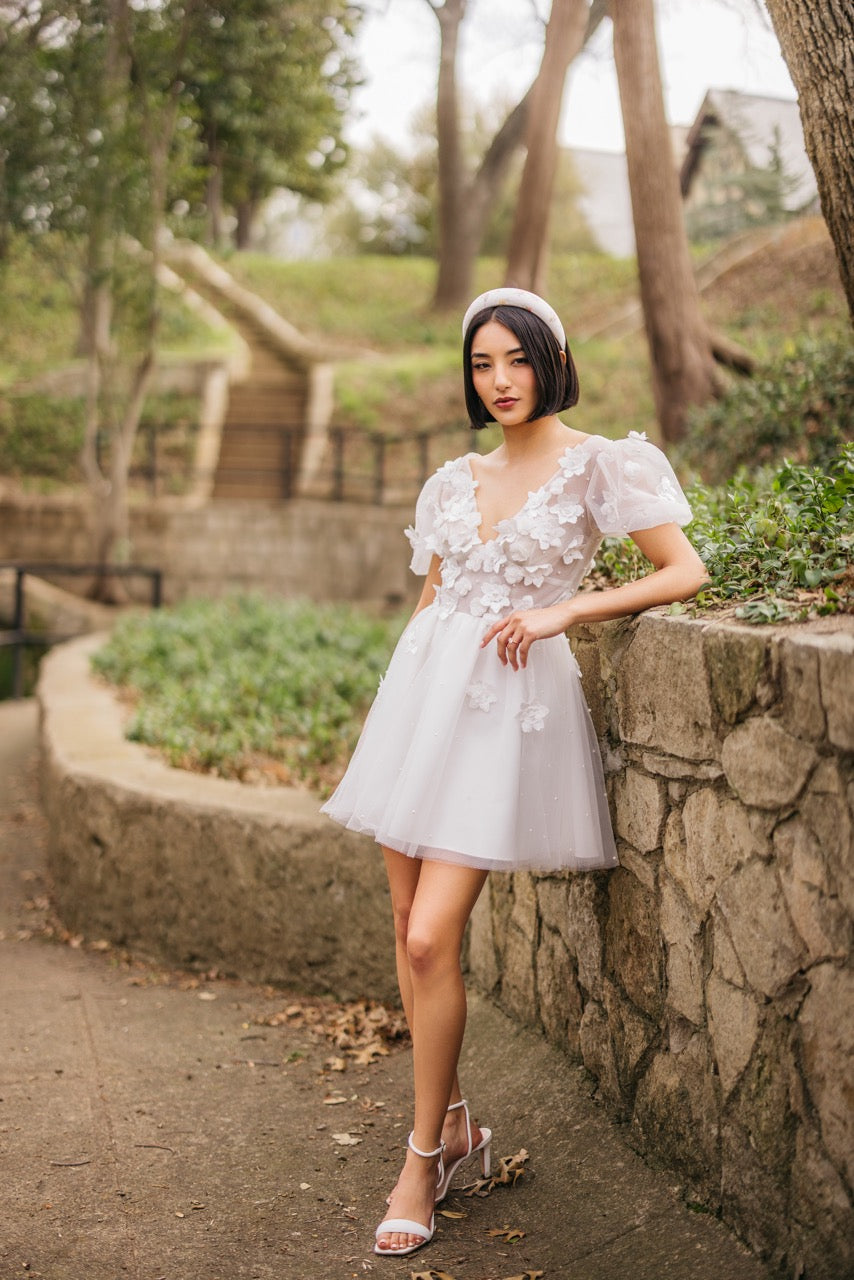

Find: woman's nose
[494,363,511,388]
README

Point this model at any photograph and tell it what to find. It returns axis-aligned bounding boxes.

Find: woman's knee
[405,925,459,978]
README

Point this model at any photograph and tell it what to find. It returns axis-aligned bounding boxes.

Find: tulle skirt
[320,603,619,873]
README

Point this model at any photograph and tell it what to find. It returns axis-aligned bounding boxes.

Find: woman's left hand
[481,602,574,670]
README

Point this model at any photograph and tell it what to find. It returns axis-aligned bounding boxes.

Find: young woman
[321,288,707,1258]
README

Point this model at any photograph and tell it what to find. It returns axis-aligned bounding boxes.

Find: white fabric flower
[520,563,552,587]
[558,448,590,478]
[405,631,419,654]
[518,700,549,733]
[466,681,497,712]
[561,535,585,565]
[452,573,473,596]
[628,430,648,441]
[475,581,511,615]
[516,594,535,611]
[657,475,678,502]
[552,494,584,525]
[433,586,458,619]
[466,542,507,574]
[503,563,526,585]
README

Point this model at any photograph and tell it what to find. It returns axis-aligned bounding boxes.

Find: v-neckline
[463,440,593,545]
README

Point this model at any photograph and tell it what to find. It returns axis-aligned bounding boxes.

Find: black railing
[0,562,163,700]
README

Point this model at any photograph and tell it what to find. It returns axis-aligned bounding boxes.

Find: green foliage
[0,389,201,488]
[598,446,854,623]
[92,595,406,792]
[676,334,854,483]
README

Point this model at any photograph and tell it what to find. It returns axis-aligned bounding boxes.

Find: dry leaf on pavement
[488,1225,526,1243]
[463,1147,530,1197]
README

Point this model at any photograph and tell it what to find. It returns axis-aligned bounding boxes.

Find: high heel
[374,1133,445,1258]
[435,1099,492,1202]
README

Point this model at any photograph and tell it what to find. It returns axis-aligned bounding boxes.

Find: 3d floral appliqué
[466,681,497,713]
[518,700,549,733]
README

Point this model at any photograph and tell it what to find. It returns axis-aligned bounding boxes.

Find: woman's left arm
[482,524,708,669]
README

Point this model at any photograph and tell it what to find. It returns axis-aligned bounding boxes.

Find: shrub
[676,333,854,483]
[92,595,405,793]
[596,444,853,623]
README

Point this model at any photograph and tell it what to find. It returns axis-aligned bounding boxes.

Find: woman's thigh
[408,859,489,956]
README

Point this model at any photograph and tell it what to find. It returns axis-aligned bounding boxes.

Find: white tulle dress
[321,432,692,873]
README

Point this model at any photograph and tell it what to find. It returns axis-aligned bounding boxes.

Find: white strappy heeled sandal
[374,1133,445,1258]
[435,1098,492,1202]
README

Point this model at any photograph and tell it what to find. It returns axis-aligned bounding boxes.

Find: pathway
[0,700,771,1280]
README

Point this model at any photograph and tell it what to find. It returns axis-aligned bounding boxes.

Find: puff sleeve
[404,469,444,574]
[585,434,692,536]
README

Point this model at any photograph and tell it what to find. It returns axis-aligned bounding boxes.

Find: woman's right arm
[410,554,442,621]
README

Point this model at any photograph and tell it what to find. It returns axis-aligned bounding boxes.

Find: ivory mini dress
[321,432,692,873]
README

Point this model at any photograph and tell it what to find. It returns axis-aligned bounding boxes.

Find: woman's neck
[499,414,573,462]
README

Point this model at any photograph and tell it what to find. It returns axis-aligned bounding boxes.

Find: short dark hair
[463,305,580,430]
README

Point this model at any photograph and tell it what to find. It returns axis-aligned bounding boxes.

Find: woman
[321,288,707,1258]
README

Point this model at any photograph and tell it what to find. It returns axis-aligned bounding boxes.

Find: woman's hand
[481,601,574,671]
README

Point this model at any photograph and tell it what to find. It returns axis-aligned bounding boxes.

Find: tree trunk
[505,0,589,293]
[206,151,224,248]
[431,0,468,309]
[234,196,257,250]
[763,0,854,325]
[610,0,721,442]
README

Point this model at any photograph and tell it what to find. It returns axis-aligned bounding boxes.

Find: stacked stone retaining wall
[0,490,410,605]
[468,611,853,1279]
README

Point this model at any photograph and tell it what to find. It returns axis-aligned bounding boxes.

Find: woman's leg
[377,850,487,1253]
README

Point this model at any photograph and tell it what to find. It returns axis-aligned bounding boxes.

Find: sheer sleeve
[405,469,444,575]
[586,434,692,536]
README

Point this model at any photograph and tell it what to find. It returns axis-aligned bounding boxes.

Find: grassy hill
[0,218,849,487]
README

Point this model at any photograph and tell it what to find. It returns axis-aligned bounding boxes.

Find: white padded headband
[462,288,566,349]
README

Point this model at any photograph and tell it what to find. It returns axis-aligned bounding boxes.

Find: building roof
[680,88,817,212]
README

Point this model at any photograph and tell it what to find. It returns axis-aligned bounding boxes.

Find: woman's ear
[559,349,567,367]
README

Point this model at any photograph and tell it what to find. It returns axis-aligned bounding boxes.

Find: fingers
[482,612,538,670]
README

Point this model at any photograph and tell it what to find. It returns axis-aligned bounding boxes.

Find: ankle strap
[407,1131,445,1160]
[447,1099,468,1114]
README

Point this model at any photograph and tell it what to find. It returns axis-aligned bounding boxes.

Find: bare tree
[426,0,606,310]
[504,0,591,292]
[763,0,854,325]
[610,0,721,442]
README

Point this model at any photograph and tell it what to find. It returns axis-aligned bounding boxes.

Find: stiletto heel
[374,1133,445,1258]
[435,1099,493,1202]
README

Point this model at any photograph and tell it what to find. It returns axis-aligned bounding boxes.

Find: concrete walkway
[0,700,771,1280]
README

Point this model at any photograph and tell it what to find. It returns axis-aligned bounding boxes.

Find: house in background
[568,88,816,257]
[680,89,819,240]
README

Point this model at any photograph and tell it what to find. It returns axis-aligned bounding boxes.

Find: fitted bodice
[406,432,692,622]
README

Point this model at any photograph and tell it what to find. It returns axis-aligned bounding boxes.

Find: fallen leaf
[331,1132,362,1146]
[198,991,217,1002]
[323,1094,348,1105]
[410,1272,457,1280]
[324,1056,347,1072]
[488,1225,526,1243]
[437,1209,467,1219]
[464,1148,530,1198]
[500,1273,544,1280]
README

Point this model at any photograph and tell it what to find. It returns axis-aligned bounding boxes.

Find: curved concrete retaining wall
[468,611,853,1280]
[37,634,397,1002]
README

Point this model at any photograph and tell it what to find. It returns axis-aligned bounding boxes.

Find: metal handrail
[0,562,163,700]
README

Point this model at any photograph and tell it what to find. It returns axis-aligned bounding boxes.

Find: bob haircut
[463,305,580,430]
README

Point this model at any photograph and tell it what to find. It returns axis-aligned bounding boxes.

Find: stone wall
[468,612,853,1280]
[0,490,411,606]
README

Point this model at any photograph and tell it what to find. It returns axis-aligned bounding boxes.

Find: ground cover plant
[597,443,854,623]
[91,595,406,794]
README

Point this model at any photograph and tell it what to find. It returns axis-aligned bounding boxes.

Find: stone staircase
[211,320,307,501]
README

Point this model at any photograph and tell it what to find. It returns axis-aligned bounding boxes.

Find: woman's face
[470,319,539,427]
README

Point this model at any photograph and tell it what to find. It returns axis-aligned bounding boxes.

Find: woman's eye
[472,362,490,372]
[512,356,528,366]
